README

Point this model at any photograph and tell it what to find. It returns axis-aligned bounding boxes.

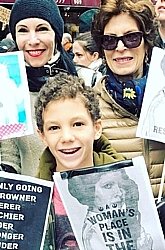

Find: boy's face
[39,97,102,172]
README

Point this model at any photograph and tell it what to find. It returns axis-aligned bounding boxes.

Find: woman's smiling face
[16,18,55,67]
[103,12,147,78]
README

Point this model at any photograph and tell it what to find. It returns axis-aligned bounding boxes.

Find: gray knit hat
[9,0,64,44]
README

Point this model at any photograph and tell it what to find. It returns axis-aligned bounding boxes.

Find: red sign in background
[0,0,100,7]
[56,0,71,5]
[0,0,15,3]
[71,0,100,6]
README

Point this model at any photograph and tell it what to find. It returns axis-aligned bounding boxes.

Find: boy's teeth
[62,148,79,154]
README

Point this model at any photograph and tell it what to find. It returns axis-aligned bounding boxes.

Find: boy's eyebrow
[45,116,86,123]
[44,120,58,124]
[70,115,86,120]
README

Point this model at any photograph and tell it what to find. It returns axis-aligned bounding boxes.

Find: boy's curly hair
[35,72,101,132]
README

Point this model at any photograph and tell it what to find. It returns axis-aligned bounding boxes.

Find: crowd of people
[0,0,165,249]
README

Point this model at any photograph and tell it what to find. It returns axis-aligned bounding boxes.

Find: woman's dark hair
[92,0,159,58]
[74,31,102,58]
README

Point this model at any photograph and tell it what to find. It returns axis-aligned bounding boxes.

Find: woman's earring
[145,52,149,64]
[102,56,106,65]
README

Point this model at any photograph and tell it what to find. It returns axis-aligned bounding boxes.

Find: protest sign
[136,47,165,143]
[0,171,53,250]
[0,6,10,29]
[53,156,165,250]
[0,51,33,140]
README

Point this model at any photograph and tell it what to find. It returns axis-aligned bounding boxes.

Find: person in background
[0,37,15,52]
[0,0,76,176]
[79,9,99,34]
[34,72,125,249]
[0,23,10,41]
[153,0,165,48]
[61,32,74,59]
[91,0,165,197]
[73,31,104,86]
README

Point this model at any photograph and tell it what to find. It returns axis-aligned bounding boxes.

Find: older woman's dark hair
[35,72,101,132]
[92,0,159,58]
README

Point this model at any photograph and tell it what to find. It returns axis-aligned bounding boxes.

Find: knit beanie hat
[79,9,99,33]
[9,0,64,45]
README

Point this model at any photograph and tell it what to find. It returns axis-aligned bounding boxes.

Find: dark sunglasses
[101,31,143,50]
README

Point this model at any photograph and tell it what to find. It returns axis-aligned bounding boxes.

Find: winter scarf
[105,67,149,117]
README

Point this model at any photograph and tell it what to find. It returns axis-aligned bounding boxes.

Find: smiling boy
[34,72,125,249]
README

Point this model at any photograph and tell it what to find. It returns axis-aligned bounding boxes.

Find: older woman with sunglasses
[92,0,165,198]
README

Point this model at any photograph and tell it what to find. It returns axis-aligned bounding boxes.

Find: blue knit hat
[9,0,64,45]
[79,9,99,33]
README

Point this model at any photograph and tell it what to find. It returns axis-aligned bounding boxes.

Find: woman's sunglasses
[101,31,143,50]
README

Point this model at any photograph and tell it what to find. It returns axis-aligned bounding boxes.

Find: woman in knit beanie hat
[1,2,77,247]
[9,0,64,48]
[9,0,76,74]
[1,0,76,178]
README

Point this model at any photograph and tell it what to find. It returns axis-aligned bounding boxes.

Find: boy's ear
[37,129,48,147]
[94,119,102,140]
